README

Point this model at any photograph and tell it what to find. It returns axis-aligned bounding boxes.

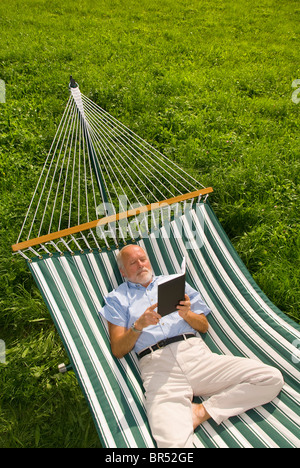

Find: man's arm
[177,295,209,333]
[108,322,140,359]
[108,302,160,359]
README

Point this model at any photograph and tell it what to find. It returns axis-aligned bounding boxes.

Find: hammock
[12,78,300,448]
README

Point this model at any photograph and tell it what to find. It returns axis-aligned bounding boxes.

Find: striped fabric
[28,202,300,448]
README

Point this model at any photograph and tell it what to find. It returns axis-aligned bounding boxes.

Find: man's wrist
[181,309,193,324]
[131,321,143,333]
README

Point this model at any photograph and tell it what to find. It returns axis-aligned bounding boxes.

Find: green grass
[0,0,299,447]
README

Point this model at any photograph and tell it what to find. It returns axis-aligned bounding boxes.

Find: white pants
[139,337,284,448]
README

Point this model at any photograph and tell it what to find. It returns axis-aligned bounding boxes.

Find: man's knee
[271,367,284,393]
[261,365,284,399]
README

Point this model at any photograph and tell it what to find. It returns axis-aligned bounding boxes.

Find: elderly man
[99,244,284,448]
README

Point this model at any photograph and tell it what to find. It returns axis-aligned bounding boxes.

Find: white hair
[116,244,149,270]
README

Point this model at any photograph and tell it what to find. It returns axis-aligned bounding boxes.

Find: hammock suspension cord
[13,78,213,259]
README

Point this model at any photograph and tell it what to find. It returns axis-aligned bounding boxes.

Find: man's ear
[119,267,126,279]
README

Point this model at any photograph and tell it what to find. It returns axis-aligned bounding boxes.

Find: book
[157,258,186,317]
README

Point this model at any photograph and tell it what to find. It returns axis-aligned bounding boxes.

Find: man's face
[119,245,153,286]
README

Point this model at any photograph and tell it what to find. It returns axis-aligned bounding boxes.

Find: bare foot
[192,403,211,430]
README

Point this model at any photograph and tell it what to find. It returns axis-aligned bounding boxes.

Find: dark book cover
[157,273,186,317]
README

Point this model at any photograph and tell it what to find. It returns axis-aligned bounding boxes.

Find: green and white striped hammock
[12,79,300,448]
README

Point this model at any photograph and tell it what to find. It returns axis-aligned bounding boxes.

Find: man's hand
[134,302,160,331]
[177,294,209,333]
[176,294,192,320]
[108,302,160,358]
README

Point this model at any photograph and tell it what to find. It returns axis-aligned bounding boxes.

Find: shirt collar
[126,276,158,290]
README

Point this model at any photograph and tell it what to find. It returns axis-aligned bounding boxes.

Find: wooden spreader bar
[12,187,213,252]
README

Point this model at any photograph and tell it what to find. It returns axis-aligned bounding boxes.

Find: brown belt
[138,333,195,359]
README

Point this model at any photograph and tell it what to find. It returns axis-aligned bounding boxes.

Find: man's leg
[191,353,284,426]
[139,347,195,448]
[146,391,195,448]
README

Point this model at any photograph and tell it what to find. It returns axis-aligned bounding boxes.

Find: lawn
[0,0,299,447]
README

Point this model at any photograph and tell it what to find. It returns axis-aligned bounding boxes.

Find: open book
[157,258,186,317]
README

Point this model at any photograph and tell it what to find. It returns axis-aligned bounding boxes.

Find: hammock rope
[13,78,213,259]
[80,92,197,198]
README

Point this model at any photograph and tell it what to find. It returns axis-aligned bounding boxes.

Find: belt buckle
[156,338,167,349]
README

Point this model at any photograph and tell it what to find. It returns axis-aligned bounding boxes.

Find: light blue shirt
[99,275,211,354]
